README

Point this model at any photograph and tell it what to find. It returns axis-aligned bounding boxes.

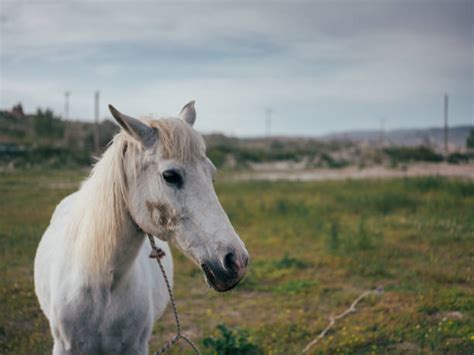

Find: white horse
[34,101,249,354]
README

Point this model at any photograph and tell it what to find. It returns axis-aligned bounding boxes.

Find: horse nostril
[224,252,238,272]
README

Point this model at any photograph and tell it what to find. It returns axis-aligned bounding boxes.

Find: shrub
[384,146,443,163]
[202,324,261,355]
[0,145,92,168]
[320,152,348,168]
[207,147,228,168]
[33,109,65,139]
[447,152,469,164]
[466,128,474,149]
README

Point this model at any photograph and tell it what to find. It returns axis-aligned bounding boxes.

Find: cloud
[1,1,472,135]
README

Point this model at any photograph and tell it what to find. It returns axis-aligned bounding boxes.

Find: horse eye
[162,170,183,188]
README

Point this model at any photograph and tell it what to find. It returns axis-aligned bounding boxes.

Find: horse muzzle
[201,250,249,292]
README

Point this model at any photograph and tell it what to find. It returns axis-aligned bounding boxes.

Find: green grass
[0,170,473,354]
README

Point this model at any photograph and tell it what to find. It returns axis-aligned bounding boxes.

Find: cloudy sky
[1,1,472,136]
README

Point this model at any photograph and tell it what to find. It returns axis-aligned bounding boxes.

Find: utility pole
[64,91,70,119]
[64,91,71,145]
[265,108,272,137]
[379,117,385,147]
[444,94,448,155]
[94,90,100,152]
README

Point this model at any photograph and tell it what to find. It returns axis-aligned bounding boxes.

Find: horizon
[2,100,473,140]
[1,1,472,137]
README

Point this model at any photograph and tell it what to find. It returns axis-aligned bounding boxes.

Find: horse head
[109,102,249,292]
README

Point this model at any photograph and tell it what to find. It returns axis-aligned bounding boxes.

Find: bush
[207,147,228,168]
[320,152,348,168]
[33,109,64,139]
[202,324,261,355]
[206,141,330,168]
[466,128,474,149]
[447,152,470,164]
[0,145,92,168]
[384,146,443,163]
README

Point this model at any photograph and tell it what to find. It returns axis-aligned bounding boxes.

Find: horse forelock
[143,116,206,162]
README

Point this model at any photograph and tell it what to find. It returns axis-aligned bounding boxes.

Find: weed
[273,253,309,269]
[327,220,340,252]
[355,218,374,250]
[202,324,261,355]
[274,279,318,294]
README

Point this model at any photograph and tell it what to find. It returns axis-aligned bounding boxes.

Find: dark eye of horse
[162,170,183,188]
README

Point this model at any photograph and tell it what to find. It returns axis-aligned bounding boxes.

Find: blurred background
[0,1,473,354]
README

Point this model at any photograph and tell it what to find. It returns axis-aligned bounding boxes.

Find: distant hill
[323,126,472,149]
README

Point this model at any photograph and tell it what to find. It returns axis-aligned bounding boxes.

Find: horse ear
[179,100,196,126]
[108,105,156,147]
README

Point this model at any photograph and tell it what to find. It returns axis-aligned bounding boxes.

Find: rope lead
[147,234,201,355]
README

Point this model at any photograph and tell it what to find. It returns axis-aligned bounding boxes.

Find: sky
[0,0,472,137]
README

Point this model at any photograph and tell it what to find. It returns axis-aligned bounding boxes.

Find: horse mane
[144,117,206,162]
[69,117,205,282]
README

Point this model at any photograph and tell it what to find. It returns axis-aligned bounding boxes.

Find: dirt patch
[436,311,464,320]
[390,342,421,352]
[146,201,179,230]
[231,163,474,182]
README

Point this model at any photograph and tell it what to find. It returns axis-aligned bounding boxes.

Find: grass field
[0,169,473,354]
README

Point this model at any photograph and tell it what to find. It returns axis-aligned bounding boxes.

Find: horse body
[34,101,249,354]
[35,182,172,354]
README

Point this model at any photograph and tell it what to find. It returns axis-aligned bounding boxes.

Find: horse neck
[71,140,145,287]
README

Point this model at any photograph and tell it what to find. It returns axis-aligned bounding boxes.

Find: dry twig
[302,286,384,353]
